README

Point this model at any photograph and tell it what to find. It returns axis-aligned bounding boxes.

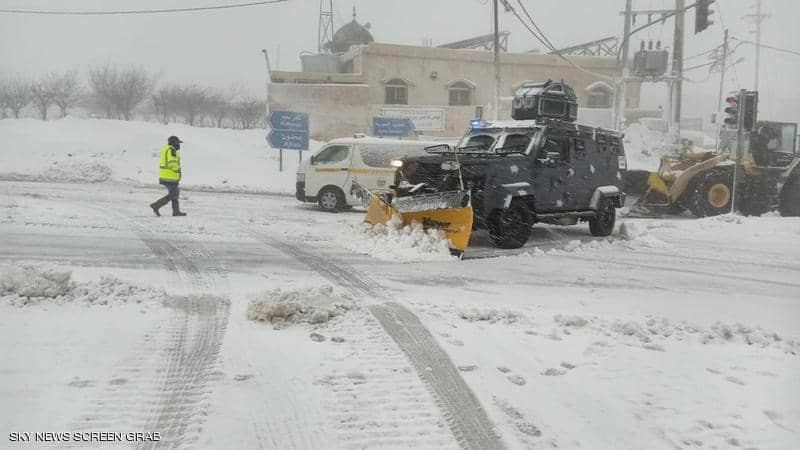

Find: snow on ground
[0,118,321,193]
[1,151,798,448]
[340,213,456,262]
[1,265,165,307]
[246,285,357,327]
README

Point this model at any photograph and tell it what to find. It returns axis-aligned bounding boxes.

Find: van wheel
[488,199,532,249]
[589,198,616,236]
[318,186,346,212]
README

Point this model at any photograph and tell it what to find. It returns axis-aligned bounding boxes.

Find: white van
[296,136,444,211]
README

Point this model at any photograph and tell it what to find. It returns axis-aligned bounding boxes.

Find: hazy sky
[1,0,798,124]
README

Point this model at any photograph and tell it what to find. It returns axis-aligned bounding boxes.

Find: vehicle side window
[360,144,427,168]
[501,133,532,152]
[314,145,350,164]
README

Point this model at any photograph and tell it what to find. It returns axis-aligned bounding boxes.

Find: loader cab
[753,121,798,167]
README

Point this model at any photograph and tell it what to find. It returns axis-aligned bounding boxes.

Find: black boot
[171,200,187,216]
[150,196,169,216]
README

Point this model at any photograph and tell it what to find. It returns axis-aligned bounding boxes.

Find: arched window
[448,81,473,106]
[385,78,408,105]
[586,81,613,108]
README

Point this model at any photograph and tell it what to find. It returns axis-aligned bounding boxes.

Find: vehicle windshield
[456,130,501,152]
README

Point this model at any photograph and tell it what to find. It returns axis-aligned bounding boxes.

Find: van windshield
[360,144,430,168]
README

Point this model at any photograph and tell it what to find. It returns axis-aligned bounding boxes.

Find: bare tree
[233,98,266,129]
[50,70,84,117]
[30,76,56,120]
[170,85,209,126]
[152,89,171,125]
[2,77,31,118]
[88,64,154,120]
[87,65,117,118]
[205,90,230,128]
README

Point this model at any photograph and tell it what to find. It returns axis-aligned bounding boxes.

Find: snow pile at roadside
[0,117,322,193]
[1,265,166,306]
[548,312,799,354]
[246,285,357,329]
[459,307,524,324]
[41,159,113,183]
[341,213,456,262]
[623,122,678,170]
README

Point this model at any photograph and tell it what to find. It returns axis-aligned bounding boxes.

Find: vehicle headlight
[441,161,460,171]
[618,156,627,170]
[390,159,403,168]
[296,172,305,182]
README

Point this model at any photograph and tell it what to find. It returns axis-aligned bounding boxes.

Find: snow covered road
[1,180,799,449]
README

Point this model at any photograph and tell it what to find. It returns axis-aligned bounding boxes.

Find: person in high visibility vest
[150,136,187,216]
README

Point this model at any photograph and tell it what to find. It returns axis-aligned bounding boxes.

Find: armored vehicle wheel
[589,198,616,236]
[488,199,532,249]
[688,170,733,217]
[318,186,347,212]
[779,170,800,217]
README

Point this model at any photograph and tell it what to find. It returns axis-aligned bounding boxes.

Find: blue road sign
[268,129,309,150]
[267,110,309,150]
[373,117,415,138]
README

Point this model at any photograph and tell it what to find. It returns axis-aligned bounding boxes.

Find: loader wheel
[736,177,773,217]
[318,186,346,212]
[688,171,733,217]
[488,199,532,249]
[779,171,800,217]
[589,198,616,236]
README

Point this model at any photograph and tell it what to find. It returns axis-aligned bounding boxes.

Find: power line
[0,0,288,16]
[503,0,613,81]
[730,38,800,57]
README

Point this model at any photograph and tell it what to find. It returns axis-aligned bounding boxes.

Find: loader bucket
[364,190,474,255]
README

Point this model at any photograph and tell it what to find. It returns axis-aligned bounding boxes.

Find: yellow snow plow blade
[363,192,474,255]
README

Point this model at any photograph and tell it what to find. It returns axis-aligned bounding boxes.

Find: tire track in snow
[262,237,504,450]
[71,207,231,450]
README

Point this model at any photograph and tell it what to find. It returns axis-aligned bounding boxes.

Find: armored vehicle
[390,117,627,249]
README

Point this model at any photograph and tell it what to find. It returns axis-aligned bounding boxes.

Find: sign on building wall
[380,107,446,131]
[373,117,415,138]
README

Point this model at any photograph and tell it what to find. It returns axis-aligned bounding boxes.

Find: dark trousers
[161,181,180,201]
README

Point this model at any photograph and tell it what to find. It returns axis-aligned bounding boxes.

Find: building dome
[327,8,373,53]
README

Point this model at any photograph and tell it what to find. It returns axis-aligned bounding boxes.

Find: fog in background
[1,0,798,127]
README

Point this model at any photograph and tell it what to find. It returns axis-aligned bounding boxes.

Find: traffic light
[741,91,758,132]
[723,95,738,128]
[695,0,715,34]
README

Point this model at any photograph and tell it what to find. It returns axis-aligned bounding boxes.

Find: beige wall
[269,43,643,140]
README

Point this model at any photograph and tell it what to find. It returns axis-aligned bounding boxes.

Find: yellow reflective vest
[159,145,181,183]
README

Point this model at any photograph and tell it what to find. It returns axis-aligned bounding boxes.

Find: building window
[385,78,408,105]
[585,81,613,108]
[448,81,473,106]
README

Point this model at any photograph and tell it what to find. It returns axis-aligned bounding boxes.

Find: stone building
[269,17,642,140]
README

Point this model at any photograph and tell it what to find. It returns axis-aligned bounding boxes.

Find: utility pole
[670,0,685,131]
[754,0,761,91]
[493,0,501,120]
[744,0,769,91]
[614,0,633,130]
[715,28,729,151]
